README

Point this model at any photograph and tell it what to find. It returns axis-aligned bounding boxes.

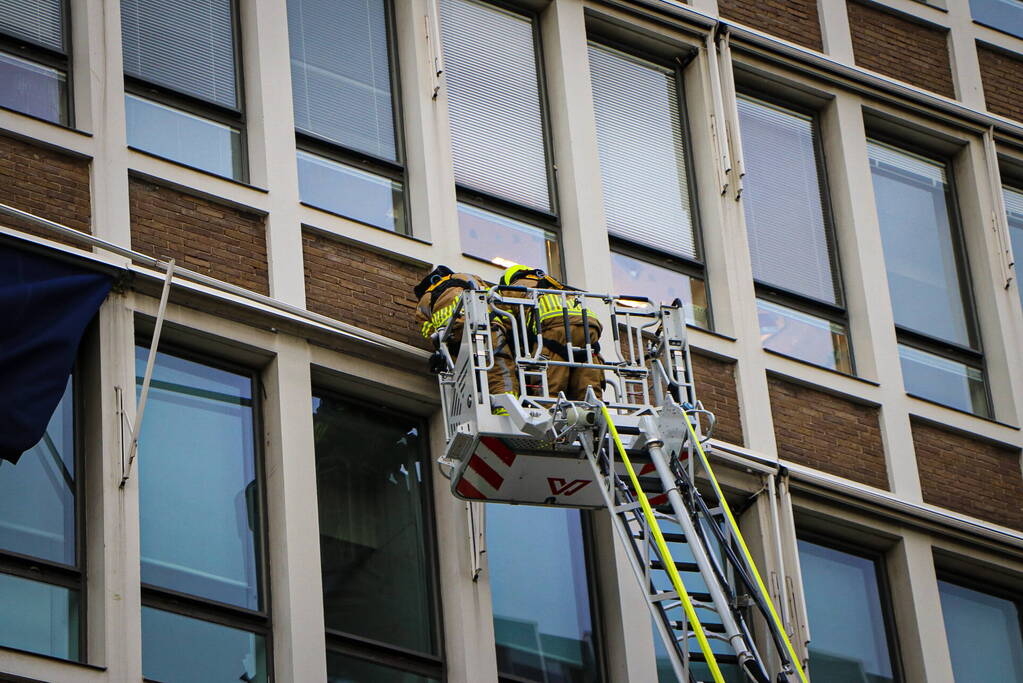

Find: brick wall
[848,1,954,98]
[303,229,430,349]
[978,43,1023,123]
[0,133,90,245]
[129,177,269,295]
[718,0,821,51]
[768,376,888,489]
[913,420,1023,531]
[692,352,744,447]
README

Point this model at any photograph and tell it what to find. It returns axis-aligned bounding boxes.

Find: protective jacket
[414,269,488,344]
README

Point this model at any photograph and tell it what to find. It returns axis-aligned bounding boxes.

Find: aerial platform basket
[434,285,707,508]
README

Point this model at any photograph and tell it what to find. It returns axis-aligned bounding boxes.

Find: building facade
[0,0,1022,680]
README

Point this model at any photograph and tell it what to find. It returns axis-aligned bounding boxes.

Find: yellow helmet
[501,264,539,286]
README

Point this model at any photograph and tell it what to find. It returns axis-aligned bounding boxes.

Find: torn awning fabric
[0,244,113,464]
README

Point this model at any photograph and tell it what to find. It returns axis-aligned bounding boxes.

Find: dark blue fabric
[0,244,112,464]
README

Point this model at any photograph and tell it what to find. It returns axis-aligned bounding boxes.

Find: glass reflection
[136,348,262,610]
[313,396,436,655]
[757,299,852,373]
[488,505,598,683]
[141,607,266,683]
[327,651,439,682]
[611,251,708,327]
[0,51,66,124]
[0,377,75,565]
[798,540,895,683]
[125,94,243,180]
[297,151,406,233]
[1004,186,1023,313]
[0,573,79,661]
[969,0,1023,39]
[457,203,561,279]
[938,579,1023,682]
[898,344,989,417]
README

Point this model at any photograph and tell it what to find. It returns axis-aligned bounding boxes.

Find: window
[1004,184,1023,313]
[969,0,1023,39]
[135,347,269,682]
[0,378,81,660]
[588,42,708,327]
[312,394,442,681]
[487,505,601,682]
[938,577,1023,681]
[798,538,899,682]
[121,0,245,180]
[288,0,408,234]
[737,94,851,373]
[868,139,990,416]
[439,0,561,275]
[0,0,69,123]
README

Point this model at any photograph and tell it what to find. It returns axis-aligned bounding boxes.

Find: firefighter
[413,265,519,411]
[499,264,604,402]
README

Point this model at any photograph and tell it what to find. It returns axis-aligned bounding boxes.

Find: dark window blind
[439,0,551,212]
[738,96,839,304]
[288,0,396,161]
[121,0,238,109]
[0,0,64,52]
[589,43,696,260]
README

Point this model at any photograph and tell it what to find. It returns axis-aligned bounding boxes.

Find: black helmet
[414,265,455,299]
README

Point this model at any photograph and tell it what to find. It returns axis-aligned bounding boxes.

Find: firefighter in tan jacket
[499,264,604,401]
[413,265,518,411]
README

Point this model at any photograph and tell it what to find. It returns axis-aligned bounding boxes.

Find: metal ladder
[432,286,808,682]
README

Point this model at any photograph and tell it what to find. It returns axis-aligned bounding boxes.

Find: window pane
[611,251,708,327]
[938,580,1023,682]
[121,0,238,108]
[488,505,599,683]
[142,607,267,683]
[126,94,243,180]
[868,140,972,346]
[458,203,561,278]
[0,51,66,124]
[0,0,64,52]
[1004,185,1023,313]
[312,396,436,655]
[440,0,551,212]
[327,652,440,683]
[288,0,396,160]
[797,540,895,683]
[758,299,852,373]
[969,0,1023,39]
[738,96,838,304]
[136,348,263,610]
[0,377,74,565]
[589,43,696,260]
[0,573,79,661]
[898,344,990,416]
[297,151,406,233]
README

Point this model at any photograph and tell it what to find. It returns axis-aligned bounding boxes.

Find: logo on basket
[547,478,591,496]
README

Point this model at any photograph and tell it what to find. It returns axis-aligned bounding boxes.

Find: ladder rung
[635,530,687,544]
[650,559,699,573]
[671,618,726,634]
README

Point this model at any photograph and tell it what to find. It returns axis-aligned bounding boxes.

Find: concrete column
[241,0,306,306]
[88,293,142,681]
[944,1,986,109]
[817,0,855,61]
[263,338,328,682]
[77,0,132,248]
[824,94,922,500]
[888,534,955,683]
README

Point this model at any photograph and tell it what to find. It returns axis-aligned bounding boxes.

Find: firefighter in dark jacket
[499,264,604,401]
[413,265,518,411]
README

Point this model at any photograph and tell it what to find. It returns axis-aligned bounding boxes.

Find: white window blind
[121,0,238,109]
[589,43,696,260]
[738,96,838,304]
[439,0,551,213]
[0,0,63,52]
[288,0,396,161]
